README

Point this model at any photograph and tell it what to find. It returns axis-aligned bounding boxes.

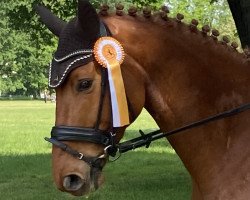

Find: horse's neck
[104,15,250,126]
[105,15,250,198]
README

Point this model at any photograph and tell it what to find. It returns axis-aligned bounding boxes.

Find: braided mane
[98,4,250,64]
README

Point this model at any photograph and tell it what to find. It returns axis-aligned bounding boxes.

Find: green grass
[0,101,191,199]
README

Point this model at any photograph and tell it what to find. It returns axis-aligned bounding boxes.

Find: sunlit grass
[0,101,54,155]
[0,101,191,199]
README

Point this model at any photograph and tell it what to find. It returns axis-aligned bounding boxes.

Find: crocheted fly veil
[36,0,108,88]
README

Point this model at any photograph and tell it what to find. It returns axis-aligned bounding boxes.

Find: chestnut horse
[36,1,250,199]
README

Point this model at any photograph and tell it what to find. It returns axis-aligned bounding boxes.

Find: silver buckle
[110,132,116,137]
[78,153,84,160]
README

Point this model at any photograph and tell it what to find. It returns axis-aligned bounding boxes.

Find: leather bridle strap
[50,126,111,145]
[45,137,106,169]
[117,103,250,153]
[95,68,108,130]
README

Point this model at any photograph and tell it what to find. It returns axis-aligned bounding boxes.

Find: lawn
[0,101,191,199]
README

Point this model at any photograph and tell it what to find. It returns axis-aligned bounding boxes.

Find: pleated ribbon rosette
[94,37,129,127]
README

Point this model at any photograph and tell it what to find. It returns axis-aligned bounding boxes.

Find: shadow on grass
[0,149,191,200]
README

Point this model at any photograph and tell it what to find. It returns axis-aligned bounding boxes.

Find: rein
[117,103,250,154]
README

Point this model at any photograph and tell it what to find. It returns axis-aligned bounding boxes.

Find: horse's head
[36,0,145,196]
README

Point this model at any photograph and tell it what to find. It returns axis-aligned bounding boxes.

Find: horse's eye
[77,80,93,92]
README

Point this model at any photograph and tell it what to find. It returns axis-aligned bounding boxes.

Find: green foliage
[0,0,56,96]
[0,0,240,96]
[131,0,164,8]
[166,0,238,42]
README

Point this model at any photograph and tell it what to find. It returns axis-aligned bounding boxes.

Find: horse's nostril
[63,174,85,191]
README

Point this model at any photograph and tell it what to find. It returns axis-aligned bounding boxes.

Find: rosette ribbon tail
[107,60,130,127]
[94,36,130,127]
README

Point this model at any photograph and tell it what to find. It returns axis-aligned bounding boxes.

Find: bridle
[45,22,122,171]
[45,67,119,170]
[44,22,250,173]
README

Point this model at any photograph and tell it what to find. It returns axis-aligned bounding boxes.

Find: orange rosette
[93,37,129,127]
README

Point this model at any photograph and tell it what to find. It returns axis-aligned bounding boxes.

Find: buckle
[110,132,116,137]
[78,153,84,160]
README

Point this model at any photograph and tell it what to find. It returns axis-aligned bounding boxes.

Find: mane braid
[98,4,250,64]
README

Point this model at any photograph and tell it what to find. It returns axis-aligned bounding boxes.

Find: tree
[165,0,238,42]
[0,0,240,97]
[1,0,119,96]
[1,0,57,97]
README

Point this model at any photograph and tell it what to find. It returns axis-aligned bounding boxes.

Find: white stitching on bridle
[49,54,92,88]
[53,50,93,62]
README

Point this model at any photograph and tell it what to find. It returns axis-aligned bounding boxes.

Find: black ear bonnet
[36,0,110,88]
[49,20,109,88]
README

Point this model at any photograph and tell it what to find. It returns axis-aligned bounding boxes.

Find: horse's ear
[77,0,100,40]
[35,5,66,37]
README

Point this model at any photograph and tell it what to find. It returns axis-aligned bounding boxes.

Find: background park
[0,0,241,199]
